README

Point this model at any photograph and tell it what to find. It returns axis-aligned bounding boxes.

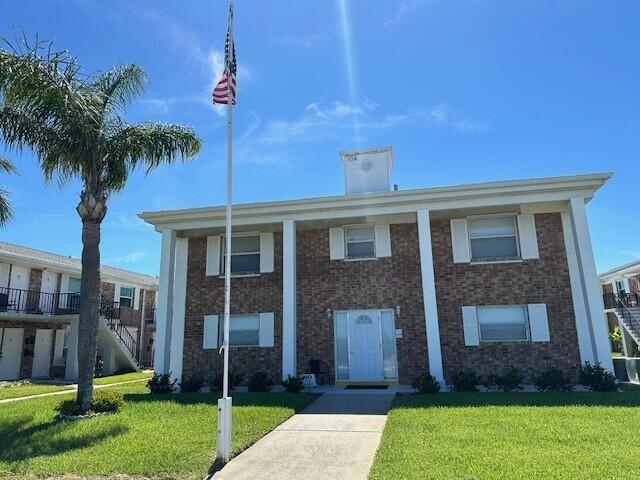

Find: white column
[282,219,297,380]
[169,237,189,385]
[561,212,596,364]
[417,209,444,383]
[64,319,79,380]
[155,229,177,374]
[569,197,614,372]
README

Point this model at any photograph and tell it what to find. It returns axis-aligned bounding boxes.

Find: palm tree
[0,156,17,226]
[0,39,201,411]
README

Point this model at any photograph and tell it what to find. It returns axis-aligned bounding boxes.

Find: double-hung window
[67,277,81,309]
[344,225,375,259]
[220,314,260,347]
[477,305,529,342]
[468,215,519,261]
[119,286,134,308]
[222,235,261,275]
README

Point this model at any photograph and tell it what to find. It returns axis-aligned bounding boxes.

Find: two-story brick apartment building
[141,147,613,387]
[0,242,158,381]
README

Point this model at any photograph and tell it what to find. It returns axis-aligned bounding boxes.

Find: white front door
[32,329,53,378]
[347,310,383,381]
[40,270,57,313]
[0,328,24,380]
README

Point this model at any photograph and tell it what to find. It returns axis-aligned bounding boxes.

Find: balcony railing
[0,287,121,320]
[603,292,640,310]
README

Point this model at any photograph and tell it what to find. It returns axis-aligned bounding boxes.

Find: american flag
[212,5,236,105]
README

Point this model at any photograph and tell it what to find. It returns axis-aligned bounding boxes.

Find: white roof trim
[599,259,640,282]
[139,172,611,231]
[0,241,158,288]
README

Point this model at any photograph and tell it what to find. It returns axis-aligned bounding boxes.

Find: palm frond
[104,122,201,191]
[0,156,17,174]
[91,64,147,117]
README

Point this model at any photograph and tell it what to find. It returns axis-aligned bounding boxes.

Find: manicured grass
[93,370,153,385]
[0,382,74,401]
[0,382,315,479]
[370,388,640,480]
[0,371,153,401]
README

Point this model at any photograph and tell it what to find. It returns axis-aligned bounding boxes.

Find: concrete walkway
[213,392,394,480]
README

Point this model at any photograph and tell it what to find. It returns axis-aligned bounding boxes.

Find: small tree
[0,37,201,411]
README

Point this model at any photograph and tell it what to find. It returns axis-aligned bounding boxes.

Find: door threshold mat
[344,385,389,390]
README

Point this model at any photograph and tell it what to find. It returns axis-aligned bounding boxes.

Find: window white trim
[343,224,376,260]
[118,285,134,309]
[467,213,521,262]
[220,233,262,277]
[476,305,530,343]
[217,312,271,348]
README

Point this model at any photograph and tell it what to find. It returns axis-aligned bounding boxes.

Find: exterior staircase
[605,292,640,352]
[99,301,141,372]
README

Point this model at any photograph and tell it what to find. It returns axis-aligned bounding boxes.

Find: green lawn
[0,371,153,401]
[93,370,153,385]
[0,382,315,479]
[370,387,640,480]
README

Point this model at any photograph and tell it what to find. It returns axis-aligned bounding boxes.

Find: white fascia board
[599,259,640,282]
[142,185,606,233]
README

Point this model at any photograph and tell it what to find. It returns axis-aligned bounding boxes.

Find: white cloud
[385,0,435,26]
[109,250,148,264]
[140,9,250,116]
[258,100,488,146]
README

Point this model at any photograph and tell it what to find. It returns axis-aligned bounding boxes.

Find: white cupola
[340,146,394,195]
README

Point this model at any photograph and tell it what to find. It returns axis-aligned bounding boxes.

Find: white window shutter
[517,214,539,260]
[461,306,480,346]
[206,236,221,276]
[450,219,471,263]
[375,224,392,258]
[329,227,345,260]
[0,263,9,288]
[134,287,141,310]
[528,303,550,342]
[203,315,219,349]
[114,283,120,301]
[260,232,274,273]
[259,312,275,347]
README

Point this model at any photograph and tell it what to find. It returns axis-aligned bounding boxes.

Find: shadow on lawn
[395,389,640,409]
[122,391,317,409]
[0,415,127,463]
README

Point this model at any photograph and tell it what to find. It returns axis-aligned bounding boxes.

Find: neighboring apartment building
[141,147,613,387]
[600,260,640,356]
[0,241,158,381]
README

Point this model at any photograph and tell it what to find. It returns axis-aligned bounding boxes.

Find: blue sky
[1,0,639,276]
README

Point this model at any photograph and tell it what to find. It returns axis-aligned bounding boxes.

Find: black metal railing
[604,292,640,310]
[0,287,122,321]
[105,316,139,360]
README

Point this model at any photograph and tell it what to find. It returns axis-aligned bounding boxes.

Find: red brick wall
[101,282,115,302]
[182,235,283,385]
[296,224,428,384]
[433,213,582,382]
[602,283,614,295]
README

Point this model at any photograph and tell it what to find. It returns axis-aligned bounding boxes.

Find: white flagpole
[217,0,234,464]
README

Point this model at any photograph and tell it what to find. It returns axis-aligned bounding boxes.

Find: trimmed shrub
[579,362,618,392]
[248,371,272,392]
[211,371,243,392]
[532,367,573,392]
[282,375,304,393]
[91,390,124,412]
[180,374,204,393]
[55,399,83,416]
[147,372,177,394]
[55,390,123,416]
[494,367,524,392]
[452,369,479,392]
[412,373,441,393]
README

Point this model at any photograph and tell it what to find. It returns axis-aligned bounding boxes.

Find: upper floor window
[119,286,134,308]
[477,305,529,342]
[222,235,261,275]
[68,277,81,294]
[468,215,519,261]
[344,225,376,259]
[221,314,260,347]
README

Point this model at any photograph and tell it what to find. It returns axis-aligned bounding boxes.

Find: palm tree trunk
[76,189,107,412]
